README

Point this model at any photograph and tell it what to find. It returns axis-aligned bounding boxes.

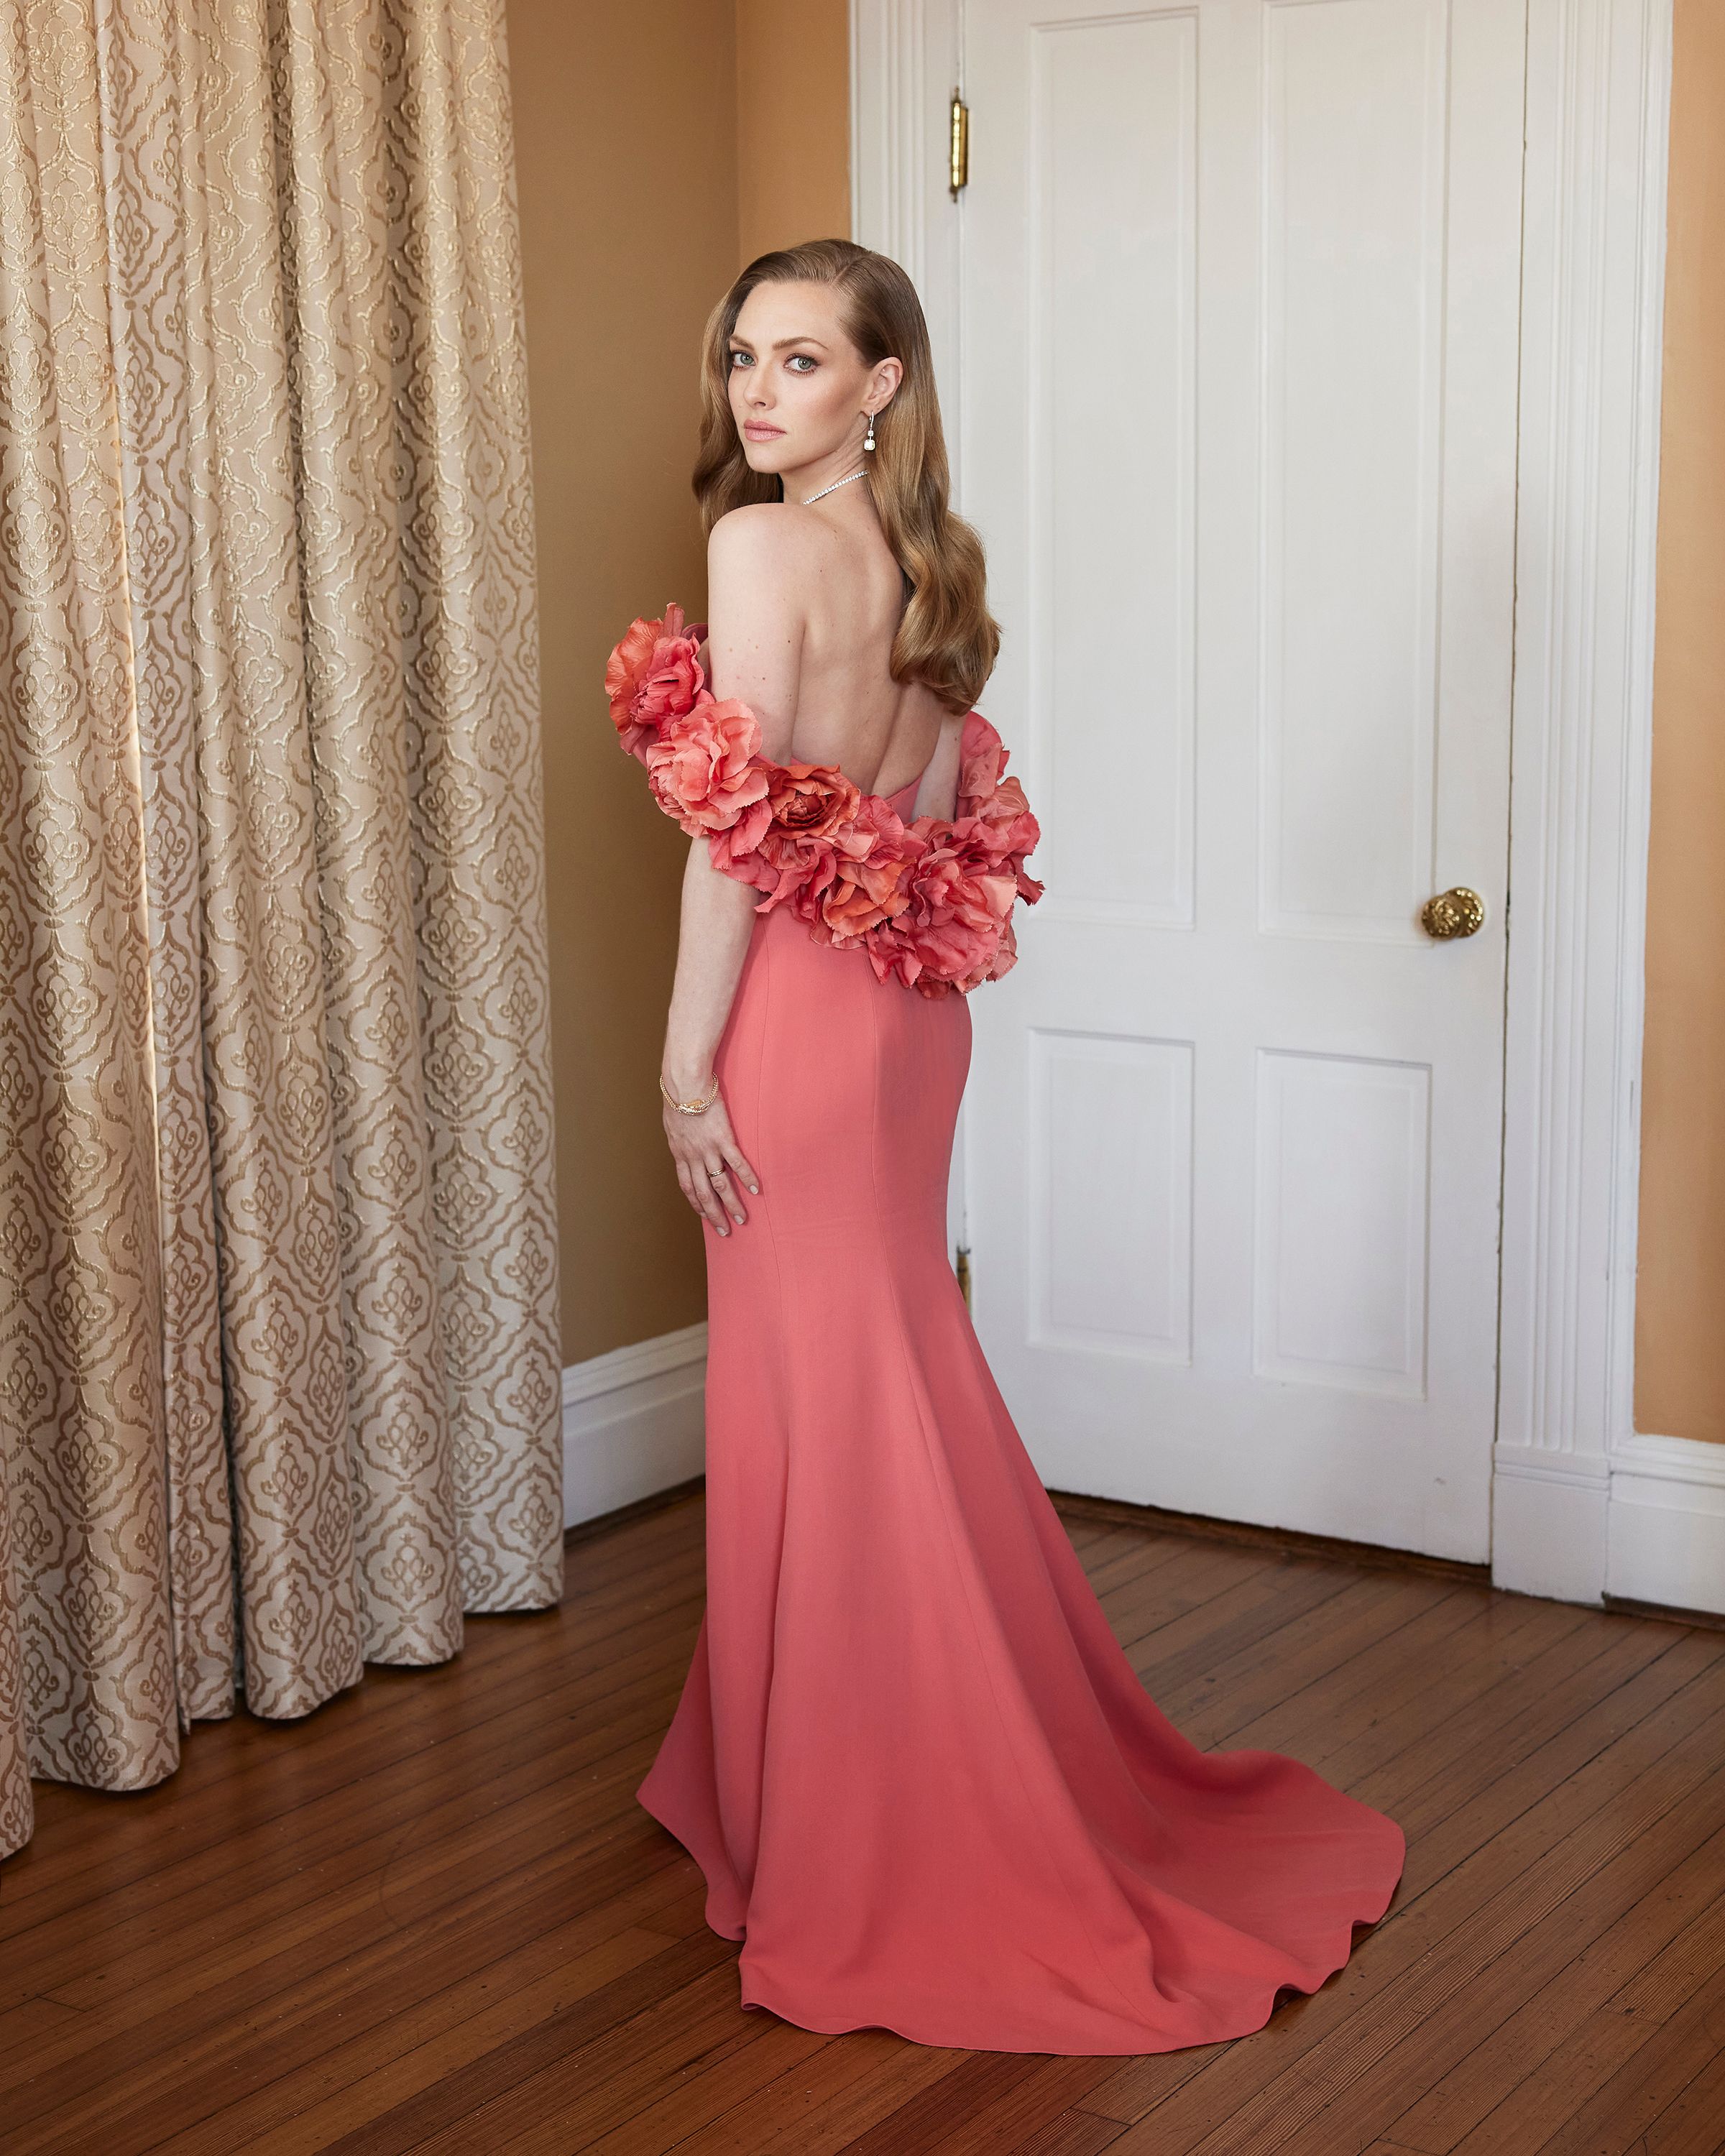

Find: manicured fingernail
[748,1182,759,1193]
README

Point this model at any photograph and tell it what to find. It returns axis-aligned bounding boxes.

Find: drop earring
[863,410,876,452]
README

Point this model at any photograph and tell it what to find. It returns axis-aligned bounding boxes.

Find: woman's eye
[787,354,816,373]
[728,350,751,368]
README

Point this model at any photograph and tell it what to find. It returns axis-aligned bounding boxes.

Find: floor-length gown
[635,763,1407,2057]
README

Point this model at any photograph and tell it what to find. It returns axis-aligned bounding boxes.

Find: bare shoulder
[707,502,829,582]
[704,506,822,752]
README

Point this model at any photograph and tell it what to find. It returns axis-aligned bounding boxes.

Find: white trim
[1494,0,1672,1603]
[561,1324,707,1530]
[1605,1433,1725,1616]
[851,0,964,441]
[852,0,1690,1616]
[1610,1430,1725,1491]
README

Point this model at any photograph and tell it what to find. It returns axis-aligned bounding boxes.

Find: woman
[606,238,1405,2055]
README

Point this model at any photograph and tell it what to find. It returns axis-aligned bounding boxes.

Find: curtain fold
[0,0,559,1863]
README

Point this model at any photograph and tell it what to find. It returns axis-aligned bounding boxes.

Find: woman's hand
[663,1088,760,1236]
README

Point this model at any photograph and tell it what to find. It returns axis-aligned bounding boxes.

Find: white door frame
[852,0,1725,1613]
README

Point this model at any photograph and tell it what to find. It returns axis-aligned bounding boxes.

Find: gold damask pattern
[0,0,559,1860]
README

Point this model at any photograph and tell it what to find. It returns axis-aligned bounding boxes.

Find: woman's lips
[743,423,783,439]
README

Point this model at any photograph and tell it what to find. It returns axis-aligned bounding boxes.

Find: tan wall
[735,0,852,264]
[511,0,1725,1450]
[510,0,848,1365]
[511,0,736,1363]
[1636,0,1725,1442]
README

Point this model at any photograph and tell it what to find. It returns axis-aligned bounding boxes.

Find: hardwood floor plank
[1384,1817,1725,2152]
[1072,2042,1222,2129]
[0,1698,689,2069]
[0,1991,88,2063]
[864,2054,1123,2155]
[658,2027,960,2156]
[577,2016,839,2154]
[832,2052,1057,2155]
[367,1957,786,2156]
[1530,1950,1725,2156]
[316,1933,747,2156]
[0,1552,701,1954]
[0,1595,702,2019]
[1338,1613,1683,1846]
[1440,1879,1725,2154]
[27,1822,699,2147]
[1302,1589,1593,1786]
[1263,1774,1725,2154]
[6,1508,1719,2156]
[1071,1623,1714,2134]
[1125,1572,1376,1736]
[1639,2043,1725,2156]
[1102,1542,1359,1661]
[1011,2105,1135,2156]
[2,1803,685,2126]
[1094,1650,1725,2155]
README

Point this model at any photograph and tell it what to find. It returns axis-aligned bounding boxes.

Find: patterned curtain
[0,0,561,1862]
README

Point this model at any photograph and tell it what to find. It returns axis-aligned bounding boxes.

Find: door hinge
[954,1243,972,1309]
[949,90,970,198]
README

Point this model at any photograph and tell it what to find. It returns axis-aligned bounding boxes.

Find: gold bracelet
[660,1072,719,1115]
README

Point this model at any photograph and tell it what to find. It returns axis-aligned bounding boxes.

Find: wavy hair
[691,238,1000,714]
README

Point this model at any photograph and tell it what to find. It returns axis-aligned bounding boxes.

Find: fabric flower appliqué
[606,602,1044,996]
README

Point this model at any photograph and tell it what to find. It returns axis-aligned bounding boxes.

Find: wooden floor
[4,1491,1724,2156]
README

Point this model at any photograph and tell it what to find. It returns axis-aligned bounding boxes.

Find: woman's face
[726,280,898,479]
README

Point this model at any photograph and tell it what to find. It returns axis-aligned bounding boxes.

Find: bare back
[702,502,967,823]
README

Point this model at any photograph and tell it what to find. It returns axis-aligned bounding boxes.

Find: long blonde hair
[692,238,1000,715]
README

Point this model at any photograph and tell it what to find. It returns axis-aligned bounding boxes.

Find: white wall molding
[1494,0,1673,1602]
[1605,1433,1725,1616]
[851,0,963,438]
[562,1323,707,1531]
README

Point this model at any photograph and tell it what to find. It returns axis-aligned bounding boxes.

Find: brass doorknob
[1421,887,1486,939]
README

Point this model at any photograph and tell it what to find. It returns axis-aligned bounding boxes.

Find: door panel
[959,0,1526,1560]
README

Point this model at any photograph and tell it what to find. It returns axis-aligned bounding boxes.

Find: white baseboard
[561,1322,708,1531]
[558,1325,1724,1616]
[1491,1434,1725,1617]
[1605,1432,1725,1616]
[1490,1445,1611,1605]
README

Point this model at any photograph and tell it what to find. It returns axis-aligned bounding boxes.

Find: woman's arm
[660,840,760,1236]
[658,507,810,1236]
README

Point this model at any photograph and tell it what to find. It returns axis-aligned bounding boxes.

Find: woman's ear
[873,356,904,406]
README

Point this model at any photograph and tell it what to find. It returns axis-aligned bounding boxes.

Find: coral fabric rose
[968,777,1044,903]
[765,763,862,839]
[607,606,1044,991]
[807,797,919,942]
[752,779,884,920]
[645,699,770,837]
[860,815,1017,994]
[957,719,1005,811]
[607,602,707,758]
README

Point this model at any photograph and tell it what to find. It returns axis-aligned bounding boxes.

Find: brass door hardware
[949,92,970,197]
[1420,888,1486,939]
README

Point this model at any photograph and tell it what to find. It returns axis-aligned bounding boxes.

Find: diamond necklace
[801,465,871,506]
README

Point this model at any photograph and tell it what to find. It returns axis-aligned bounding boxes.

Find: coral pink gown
[635,755,1407,2057]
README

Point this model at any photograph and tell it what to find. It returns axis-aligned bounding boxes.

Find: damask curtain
[0,0,560,1861]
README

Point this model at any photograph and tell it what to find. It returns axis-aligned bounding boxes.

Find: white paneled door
[959,0,1526,1560]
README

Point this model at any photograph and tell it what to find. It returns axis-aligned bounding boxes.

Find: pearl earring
[863,410,876,452]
